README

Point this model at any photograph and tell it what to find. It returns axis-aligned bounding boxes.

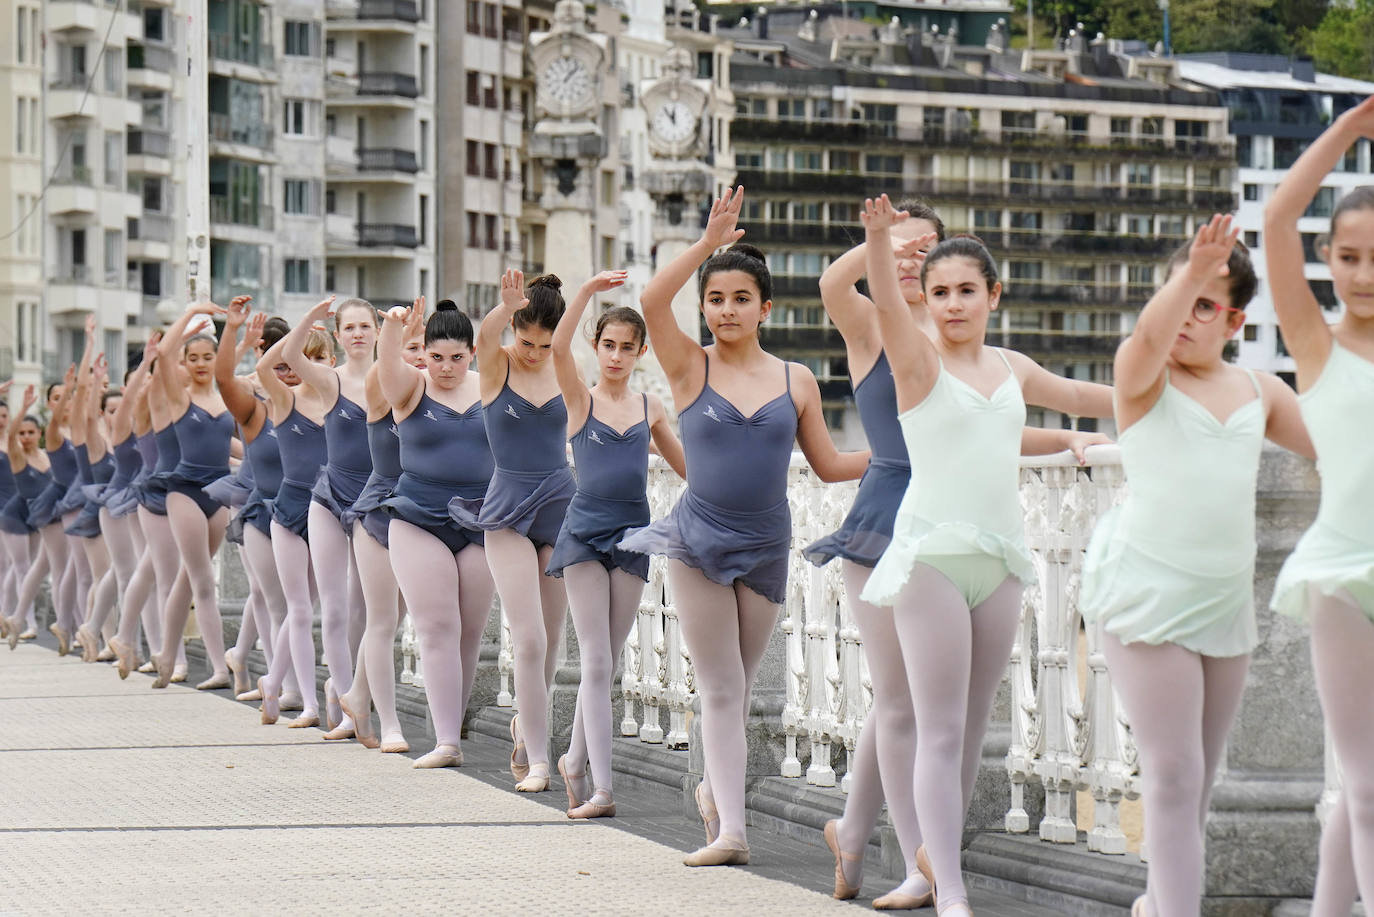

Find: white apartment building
[2,0,45,389]
[1178,55,1374,381]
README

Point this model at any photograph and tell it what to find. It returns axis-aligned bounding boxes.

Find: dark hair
[45,382,62,401]
[514,275,565,333]
[427,299,475,349]
[593,306,647,349]
[1165,235,1258,311]
[894,198,948,242]
[334,298,377,331]
[183,333,217,353]
[920,234,1000,292]
[261,316,291,350]
[699,242,772,303]
[1330,185,1374,241]
[100,389,122,411]
[21,415,41,429]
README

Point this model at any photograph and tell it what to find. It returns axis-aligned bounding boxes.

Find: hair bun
[435,299,459,313]
[528,274,563,292]
[727,242,767,263]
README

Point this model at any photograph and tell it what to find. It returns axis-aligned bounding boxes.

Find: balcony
[327,0,420,23]
[50,264,94,286]
[127,42,175,74]
[47,75,96,120]
[209,196,274,232]
[991,329,1122,356]
[358,147,419,173]
[345,71,421,99]
[127,129,171,157]
[47,0,101,34]
[208,31,274,71]
[49,167,97,213]
[209,113,273,153]
[978,229,1185,257]
[358,223,419,247]
[1001,282,1153,307]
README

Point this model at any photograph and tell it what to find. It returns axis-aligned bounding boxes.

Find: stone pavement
[1,638,1065,916]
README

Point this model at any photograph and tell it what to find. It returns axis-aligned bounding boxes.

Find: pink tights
[264,521,318,716]
[241,526,295,694]
[157,493,228,677]
[308,502,365,724]
[349,522,406,741]
[1,532,39,631]
[1103,635,1250,917]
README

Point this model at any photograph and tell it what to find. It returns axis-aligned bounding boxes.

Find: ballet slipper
[196,672,231,691]
[258,677,280,725]
[224,647,250,696]
[151,654,173,689]
[567,793,615,820]
[279,692,304,712]
[683,838,749,867]
[516,765,549,793]
[109,638,137,680]
[917,847,973,915]
[321,724,355,741]
[286,713,320,729]
[1131,897,1146,917]
[95,645,115,662]
[169,664,188,684]
[80,626,100,662]
[324,678,342,731]
[936,903,973,917]
[413,745,463,769]
[19,628,36,640]
[379,734,409,754]
[339,693,377,749]
[509,714,529,781]
[7,620,21,650]
[695,783,720,846]
[137,660,154,673]
[0,616,10,639]
[557,755,585,812]
[873,878,935,911]
[50,623,71,656]
[823,819,862,900]
[236,688,263,702]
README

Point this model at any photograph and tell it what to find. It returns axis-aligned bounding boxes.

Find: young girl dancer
[67,326,116,661]
[619,187,868,865]
[1080,216,1312,917]
[381,298,497,766]
[25,369,81,654]
[1265,95,1374,913]
[811,205,1109,906]
[545,275,686,818]
[256,320,334,726]
[859,195,1116,914]
[284,297,376,738]
[339,303,429,752]
[2,387,48,645]
[454,273,577,792]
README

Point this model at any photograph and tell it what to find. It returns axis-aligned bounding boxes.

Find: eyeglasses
[1191,298,1245,324]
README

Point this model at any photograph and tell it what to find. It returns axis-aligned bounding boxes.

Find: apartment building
[1,0,45,389]
[722,6,1236,428]
[1177,54,1374,382]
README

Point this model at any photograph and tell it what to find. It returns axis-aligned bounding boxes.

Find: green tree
[1172,0,1290,54]
[1303,0,1374,79]
[1103,0,1163,47]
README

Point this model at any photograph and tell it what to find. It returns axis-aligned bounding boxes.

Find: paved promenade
[1,639,1062,916]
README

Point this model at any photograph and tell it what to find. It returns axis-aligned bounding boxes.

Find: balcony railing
[48,73,90,90]
[992,330,1123,355]
[127,129,171,157]
[128,42,174,72]
[208,112,273,151]
[51,264,93,285]
[357,147,419,173]
[360,0,420,21]
[130,212,172,243]
[208,32,273,69]
[54,165,93,186]
[357,223,419,247]
[209,196,274,231]
[357,71,420,98]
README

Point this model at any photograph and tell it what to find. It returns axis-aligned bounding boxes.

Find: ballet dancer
[1265,94,1374,914]
[454,273,577,792]
[2,386,48,644]
[23,368,81,654]
[810,202,1110,907]
[284,296,376,738]
[381,298,498,766]
[859,194,1115,915]
[67,324,116,662]
[255,321,335,727]
[619,187,868,866]
[339,302,430,752]
[0,388,20,632]
[546,275,686,818]
[148,303,234,690]
[1077,215,1312,917]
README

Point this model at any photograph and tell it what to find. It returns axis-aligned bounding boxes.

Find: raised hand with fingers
[1183,214,1241,282]
[225,295,253,329]
[701,186,747,251]
[500,269,528,312]
[861,195,909,234]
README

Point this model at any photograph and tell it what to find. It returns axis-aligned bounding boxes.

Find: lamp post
[1159,0,1172,56]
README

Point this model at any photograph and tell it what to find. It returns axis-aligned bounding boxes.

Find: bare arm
[819,233,934,358]
[792,364,870,482]
[84,354,110,458]
[1020,427,1113,464]
[1006,351,1116,418]
[216,296,266,434]
[282,295,341,397]
[156,302,223,407]
[255,336,295,419]
[8,385,37,469]
[1260,373,1316,460]
[46,364,77,449]
[478,271,523,403]
[69,316,98,448]
[863,196,941,412]
[110,337,155,443]
[1263,96,1374,382]
[646,394,687,480]
[378,301,426,418]
[554,271,627,433]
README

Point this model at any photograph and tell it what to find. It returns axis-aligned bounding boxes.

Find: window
[142,176,164,212]
[1243,183,1259,202]
[1128,264,1155,287]
[104,131,122,188]
[735,149,763,169]
[1244,230,1260,248]
[419,195,428,246]
[973,209,1001,229]
[778,99,805,120]
[325,189,336,214]
[793,151,822,172]
[601,170,614,206]
[466,140,480,177]
[1002,110,1036,133]
[1125,214,1151,235]
[830,150,858,172]
[466,1,481,34]
[485,143,498,179]
[15,98,25,154]
[284,258,311,294]
[1243,324,1259,342]
[1110,116,1131,137]
[143,7,167,42]
[1126,163,1154,185]
[419,120,429,171]
[104,53,120,93]
[1304,187,1336,218]
[283,99,311,136]
[466,211,480,248]
[419,45,429,96]
[284,21,314,57]
[864,154,902,174]
[466,71,480,106]
[17,7,27,63]
[484,214,498,250]
[283,179,311,215]
[104,230,122,284]
[1009,211,1042,230]
[324,265,336,291]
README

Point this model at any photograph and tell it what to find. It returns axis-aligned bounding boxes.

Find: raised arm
[792,364,869,482]
[84,354,110,457]
[110,344,152,444]
[1263,96,1374,381]
[818,233,934,355]
[69,316,98,448]
[478,272,523,403]
[156,302,223,404]
[255,334,295,419]
[646,394,687,480]
[281,295,341,396]
[863,196,941,411]
[554,271,628,431]
[8,385,37,469]
[46,364,77,448]
[216,296,266,432]
[1114,215,1240,409]
[641,187,748,389]
[378,301,426,417]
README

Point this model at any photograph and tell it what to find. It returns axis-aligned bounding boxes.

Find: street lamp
[1158,0,1172,56]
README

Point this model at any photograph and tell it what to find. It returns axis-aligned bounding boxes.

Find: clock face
[651,100,698,145]
[541,55,593,108]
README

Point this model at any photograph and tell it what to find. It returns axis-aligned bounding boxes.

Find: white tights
[19,524,67,634]
[0,533,21,625]
[242,526,295,693]
[891,564,1023,909]
[79,533,113,635]
[1103,635,1250,917]
[264,521,318,716]
[158,493,229,676]
[389,521,494,749]
[834,561,924,885]
[117,508,184,665]
[87,511,141,638]
[562,562,644,796]
[485,528,566,772]
[669,560,781,846]
[308,502,365,721]
[1,531,39,631]
[1309,587,1374,913]
[350,522,406,741]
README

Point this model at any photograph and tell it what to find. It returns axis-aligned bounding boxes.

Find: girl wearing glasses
[1265,95,1374,913]
[1081,216,1313,917]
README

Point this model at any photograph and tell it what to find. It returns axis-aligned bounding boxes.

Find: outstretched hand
[582,270,629,295]
[500,269,528,312]
[62,364,77,389]
[404,297,426,339]
[1184,214,1240,281]
[224,295,253,329]
[701,186,747,251]
[242,312,266,354]
[22,384,37,411]
[862,195,909,234]
[306,294,337,325]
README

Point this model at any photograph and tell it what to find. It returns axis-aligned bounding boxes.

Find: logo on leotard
[338,408,350,419]
[423,410,438,422]
[505,404,520,420]
[267,428,277,438]
[290,424,303,436]
[703,405,722,423]
[389,424,398,436]
[191,412,202,422]
[588,430,604,445]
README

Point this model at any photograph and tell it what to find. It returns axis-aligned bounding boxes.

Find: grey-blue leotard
[271,401,328,539]
[449,370,575,549]
[45,440,86,519]
[1,463,48,535]
[384,390,493,554]
[137,426,180,516]
[806,351,910,568]
[152,402,233,518]
[235,418,284,540]
[65,448,115,537]
[96,434,145,519]
[311,392,372,532]
[546,395,651,581]
[349,412,401,548]
[619,357,797,603]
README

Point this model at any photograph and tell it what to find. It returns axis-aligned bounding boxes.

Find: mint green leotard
[1082,370,1266,656]
[862,350,1036,609]
[1272,343,1374,621]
